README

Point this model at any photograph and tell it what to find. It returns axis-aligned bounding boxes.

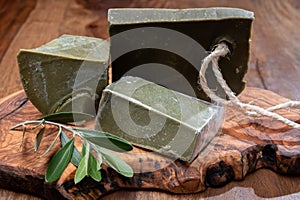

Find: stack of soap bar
[95,76,223,162]
[18,34,109,115]
[109,8,254,101]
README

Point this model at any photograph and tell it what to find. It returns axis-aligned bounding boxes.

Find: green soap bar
[109,8,254,101]
[95,76,223,162]
[18,34,109,115]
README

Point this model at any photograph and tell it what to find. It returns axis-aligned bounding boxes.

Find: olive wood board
[1,87,300,199]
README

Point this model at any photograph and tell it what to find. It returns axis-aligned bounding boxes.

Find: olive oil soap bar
[95,76,223,162]
[18,34,109,115]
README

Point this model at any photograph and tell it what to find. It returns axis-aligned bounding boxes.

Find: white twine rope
[198,42,300,130]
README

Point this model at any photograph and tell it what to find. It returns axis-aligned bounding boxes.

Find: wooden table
[1,0,300,199]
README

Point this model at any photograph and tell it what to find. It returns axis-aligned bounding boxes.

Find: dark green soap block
[109,8,254,100]
[95,76,223,162]
[17,34,109,115]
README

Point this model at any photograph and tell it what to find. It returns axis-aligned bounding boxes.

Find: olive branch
[10,112,134,184]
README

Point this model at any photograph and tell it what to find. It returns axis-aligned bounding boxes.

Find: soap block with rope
[109,8,254,101]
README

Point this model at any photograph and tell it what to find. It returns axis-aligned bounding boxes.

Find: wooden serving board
[1,87,300,199]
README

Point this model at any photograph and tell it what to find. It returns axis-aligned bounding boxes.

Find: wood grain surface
[0,0,300,199]
[1,87,300,199]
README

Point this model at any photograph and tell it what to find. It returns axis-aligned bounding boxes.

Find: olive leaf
[40,112,94,123]
[60,130,82,167]
[34,126,45,151]
[74,144,88,184]
[82,144,102,175]
[75,153,89,184]
[96,147,133,178]
[74,144,102,184]
[88,152,101,182]
[75,129,133,152]
[45,138,74,182]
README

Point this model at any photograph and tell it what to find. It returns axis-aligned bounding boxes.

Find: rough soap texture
[109,8,254,101]
[18,34,109,115]
[95,76,222,162]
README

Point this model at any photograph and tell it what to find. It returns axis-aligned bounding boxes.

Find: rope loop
[198,43,300,130]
